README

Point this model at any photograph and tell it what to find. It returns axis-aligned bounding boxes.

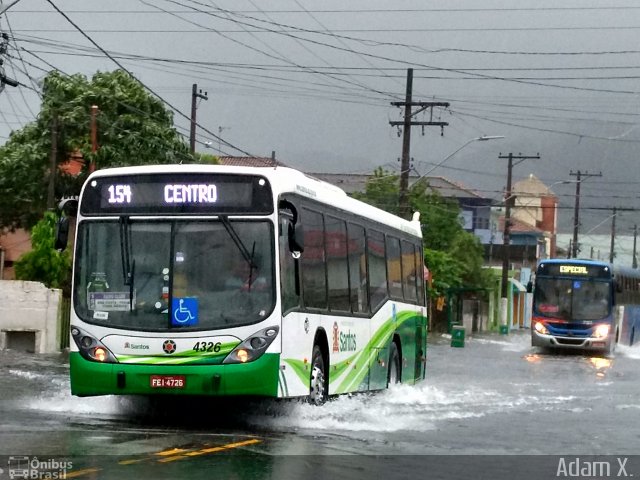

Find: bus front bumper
[70,351,280,397]
[531,331,612,351]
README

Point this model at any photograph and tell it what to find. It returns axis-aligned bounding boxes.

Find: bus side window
[347,222,368,314]
[279,212,300,313]
[368,229,387,310]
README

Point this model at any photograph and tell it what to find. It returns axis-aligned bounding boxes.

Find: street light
[416,135,505,180]
[547,179,577,189]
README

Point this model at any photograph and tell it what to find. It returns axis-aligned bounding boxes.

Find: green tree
[14,212,71,291]
[0,69,192,230]
[352,167,401,215]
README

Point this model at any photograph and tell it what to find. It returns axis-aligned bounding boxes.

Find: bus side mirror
[288,223,304,256]
[54,198,78,251]
[526,281,532,293]
[54,216,69,251]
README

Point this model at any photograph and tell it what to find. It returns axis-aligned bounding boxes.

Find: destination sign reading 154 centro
[106,184,218,205]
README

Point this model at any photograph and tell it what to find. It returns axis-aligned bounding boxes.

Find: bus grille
[556,338,585,346]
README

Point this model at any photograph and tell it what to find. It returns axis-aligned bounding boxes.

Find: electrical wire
[44,0,254,156]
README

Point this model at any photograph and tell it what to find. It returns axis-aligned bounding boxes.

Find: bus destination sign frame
[80,173,274,216]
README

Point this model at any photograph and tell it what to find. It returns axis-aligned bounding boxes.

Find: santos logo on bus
[332,322,357,353]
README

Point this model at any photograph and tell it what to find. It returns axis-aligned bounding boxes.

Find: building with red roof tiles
[217,155,286,168]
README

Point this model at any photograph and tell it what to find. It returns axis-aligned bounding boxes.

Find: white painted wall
[0,280,61,353]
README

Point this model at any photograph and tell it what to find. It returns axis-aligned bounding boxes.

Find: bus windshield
[74,219,275,331]
[533,277,611,321]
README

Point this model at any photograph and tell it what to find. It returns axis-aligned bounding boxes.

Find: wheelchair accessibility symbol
[171,297,198,326]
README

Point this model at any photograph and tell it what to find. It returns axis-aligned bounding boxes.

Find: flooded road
[2,331,640,478]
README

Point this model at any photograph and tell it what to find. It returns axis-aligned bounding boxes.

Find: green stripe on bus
[283,310,426,394]
[114,341,239,365]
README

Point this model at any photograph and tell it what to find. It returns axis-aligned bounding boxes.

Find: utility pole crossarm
[389,121,449,127]
[390,101,450,107]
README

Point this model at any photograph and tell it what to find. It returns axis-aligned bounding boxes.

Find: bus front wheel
[309,345,327,406]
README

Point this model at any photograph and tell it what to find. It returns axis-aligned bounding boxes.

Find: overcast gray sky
[2,0,640,259]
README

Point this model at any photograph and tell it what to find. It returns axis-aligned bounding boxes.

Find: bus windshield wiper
[119,216,135,310]
[219,215,257,285]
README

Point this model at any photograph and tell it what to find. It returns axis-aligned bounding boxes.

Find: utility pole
[89,105,98,173]
[0,32,18,92]
[47,113,58,210]
[189,83,208,155]
[610,207,617,263]
[498,152,540,331]
[632,224,638,268]
[390,68,449,219]
[569,170,602,258]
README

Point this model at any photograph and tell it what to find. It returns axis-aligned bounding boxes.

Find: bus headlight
[223,326,279,364]
[534,322,549,335]
[71,326,118,363]
[593,324,610,339]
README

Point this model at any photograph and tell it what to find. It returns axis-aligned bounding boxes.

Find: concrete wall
[0,280,61,353]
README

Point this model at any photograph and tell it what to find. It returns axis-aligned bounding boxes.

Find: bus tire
[309,345,327,406]
[387,341,401,387]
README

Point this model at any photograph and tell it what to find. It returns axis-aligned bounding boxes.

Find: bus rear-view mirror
[288,223,304,256]
[54,216,69,251]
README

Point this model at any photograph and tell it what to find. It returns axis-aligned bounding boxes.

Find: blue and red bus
[531,259,640,353]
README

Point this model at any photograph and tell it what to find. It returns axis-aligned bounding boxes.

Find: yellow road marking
[64,467,101,478]
[157,455,189,463]
[118,458,145,465]
[173,439,261,459]
[154,447,191,457]
[122,438,262,466]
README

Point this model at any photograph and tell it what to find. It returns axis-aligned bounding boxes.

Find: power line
[43,0,253,157]
[449,109,640,144]
[151,0,399,100]
[12,6,640,14]
[15,26,640,34]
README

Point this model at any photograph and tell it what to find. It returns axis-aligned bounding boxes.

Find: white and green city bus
[62,164,427,404]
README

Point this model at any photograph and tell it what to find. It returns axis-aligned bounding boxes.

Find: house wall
[0,280,61,353]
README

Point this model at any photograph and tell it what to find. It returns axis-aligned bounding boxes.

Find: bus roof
[85,164,422,238]
[538,258,640,279]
